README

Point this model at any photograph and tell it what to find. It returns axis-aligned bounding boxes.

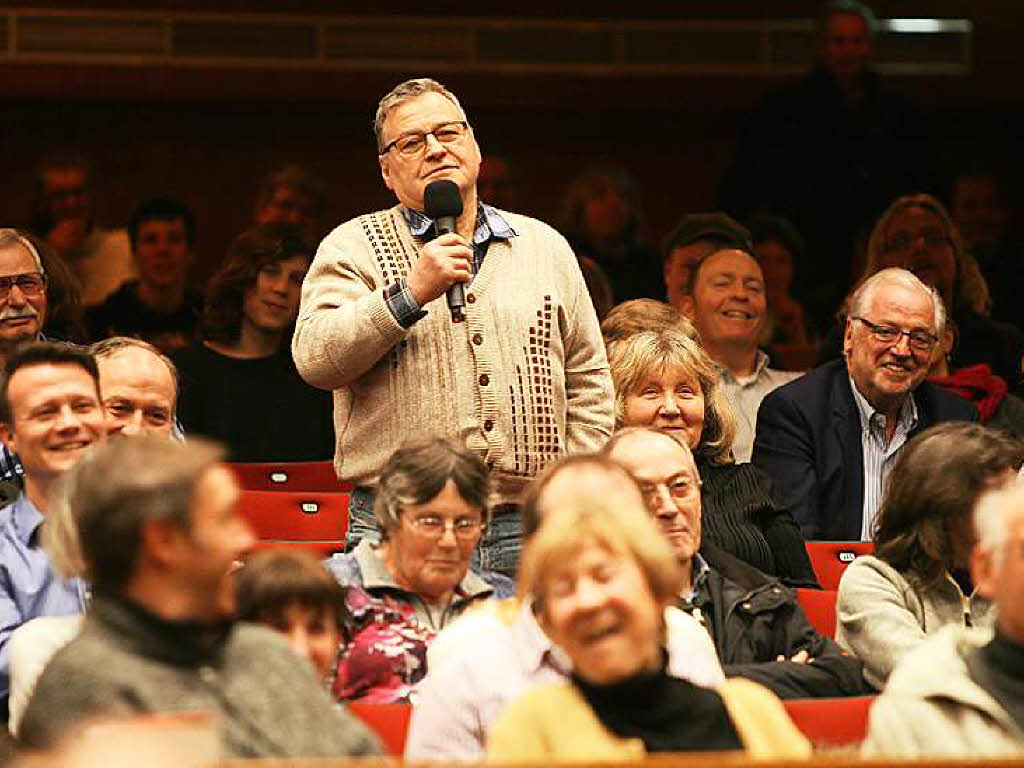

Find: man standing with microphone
[293,78,612,576]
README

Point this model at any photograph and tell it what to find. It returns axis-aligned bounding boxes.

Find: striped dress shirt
[849,379,918,541]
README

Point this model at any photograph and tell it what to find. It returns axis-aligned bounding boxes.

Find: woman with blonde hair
[609,328,815,586]
[860,192,1023,388]
[487,498,809,761]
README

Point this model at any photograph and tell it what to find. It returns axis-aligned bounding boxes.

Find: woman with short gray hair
[324,437,514,703]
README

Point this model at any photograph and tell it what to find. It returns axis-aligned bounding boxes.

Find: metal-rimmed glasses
[379,121,469,158]
[406,514,483,540]
[0,273,47,301]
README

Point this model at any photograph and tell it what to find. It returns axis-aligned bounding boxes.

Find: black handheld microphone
[423,179,466,323]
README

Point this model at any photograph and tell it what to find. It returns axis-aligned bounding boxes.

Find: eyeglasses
[379,121,469,158]
[884,229,950,253]
[637,476,700,506]
[852,316,938,352]
[0,273,47,301]
[407,514,483,540]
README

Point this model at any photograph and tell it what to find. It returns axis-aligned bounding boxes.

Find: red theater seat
[347,701,412,756]
[783,695,876,747]
[229,461,352,493]
[238,490,348,555]
[796,588,838,639]
[805,541,875,590]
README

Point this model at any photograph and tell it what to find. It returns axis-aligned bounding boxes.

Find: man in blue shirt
[0,341,106,715]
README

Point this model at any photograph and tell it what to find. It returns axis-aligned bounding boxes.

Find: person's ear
[379,155,394,193]
[140,518,186,570]
[680,294,696,319]
[971,544,998,601]
[843,316,856,358]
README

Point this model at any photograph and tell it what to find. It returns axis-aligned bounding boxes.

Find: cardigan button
[479,374,490,386]
[472,333,483,345]
[466,293,476,304]
[483,420,494,432]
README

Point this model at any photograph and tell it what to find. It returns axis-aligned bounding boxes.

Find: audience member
[30,155,134,306]
[236,548,348,683]
[720,0,941,332]
[606,427,870,698]
[862,192,1024,390]
[837,422,1020,688]
[405,454,724,761]
[18,435,380,758]
[486,482,810,760]
[610,328,815,585]
[863,480,1024,754]
[173,223,334,462]
[0,230,50,370]
[681,245,801,461]
[86,197,202,353]
[950,167,1023,329]
[661,212,751,315]
[557,164,661,303]
[600,298,696,359]
[254,163,327,245]
[292,78,612,575]
[0,342,104,713]
[92,337,178,438]
[928,319,1024,439]
[753,268,977,540]
[747,213,818,369]
[323,438,514,703]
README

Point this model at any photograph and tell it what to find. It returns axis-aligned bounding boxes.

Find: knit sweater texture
[292,205,614,503]
[19,595,381,759]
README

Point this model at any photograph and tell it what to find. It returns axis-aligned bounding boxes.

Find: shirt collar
[682,553,710,602]
[10,492,44,546]
[716,350,771,385]
[514,597,572,675]
[352,538,495,599]
[849,376,919,433]
[401,202,517,244]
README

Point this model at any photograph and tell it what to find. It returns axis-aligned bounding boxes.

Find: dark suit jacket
[751,358,977,540]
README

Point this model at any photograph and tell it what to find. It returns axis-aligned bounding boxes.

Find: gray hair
[0,228,45,273]
[90,336,179,401]
[373,78,466,152]
[373,437,490,536]
[818,0,878,35]
[974,483,1024,570]
[46,435,225,590]
[848,267,946,337]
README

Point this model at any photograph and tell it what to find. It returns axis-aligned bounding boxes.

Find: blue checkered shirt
[384,203,517,328]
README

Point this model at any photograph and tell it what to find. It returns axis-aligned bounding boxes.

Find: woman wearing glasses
[324,437,514,703]
[862,193,1024,390]
[608,327,817,587]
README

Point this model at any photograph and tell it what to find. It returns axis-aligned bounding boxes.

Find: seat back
[346,701,412,757]
[238,490,348,554]
[796,588,838,639]
[229,461,352,493]
[805,541,875,590]
[782,695,876,747]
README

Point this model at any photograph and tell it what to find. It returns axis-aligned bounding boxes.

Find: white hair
[0,229,45,274]
[973,483,1024,570]
[848,267,946,336]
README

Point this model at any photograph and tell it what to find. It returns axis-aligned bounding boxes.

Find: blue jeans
[345,489,522,578]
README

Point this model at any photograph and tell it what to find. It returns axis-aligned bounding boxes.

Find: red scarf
[929,364,1007,423]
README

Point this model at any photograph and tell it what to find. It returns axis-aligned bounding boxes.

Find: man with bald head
[404,453,723,761]
[91,337,177,438]
[605,426,869,699]
[753,267,976,541]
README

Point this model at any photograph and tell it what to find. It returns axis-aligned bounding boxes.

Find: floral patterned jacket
[324,540,515,703]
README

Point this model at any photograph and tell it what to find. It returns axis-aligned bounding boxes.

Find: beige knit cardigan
[292,205,614,504]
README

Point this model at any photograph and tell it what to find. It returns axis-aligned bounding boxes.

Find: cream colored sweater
[292,205,614,503]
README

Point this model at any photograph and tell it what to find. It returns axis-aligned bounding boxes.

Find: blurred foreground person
[19,436,380,759]
[405,454,723,761]
[837,422,1020,687]
[486,487,810,760]
[863,480,1024,755]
